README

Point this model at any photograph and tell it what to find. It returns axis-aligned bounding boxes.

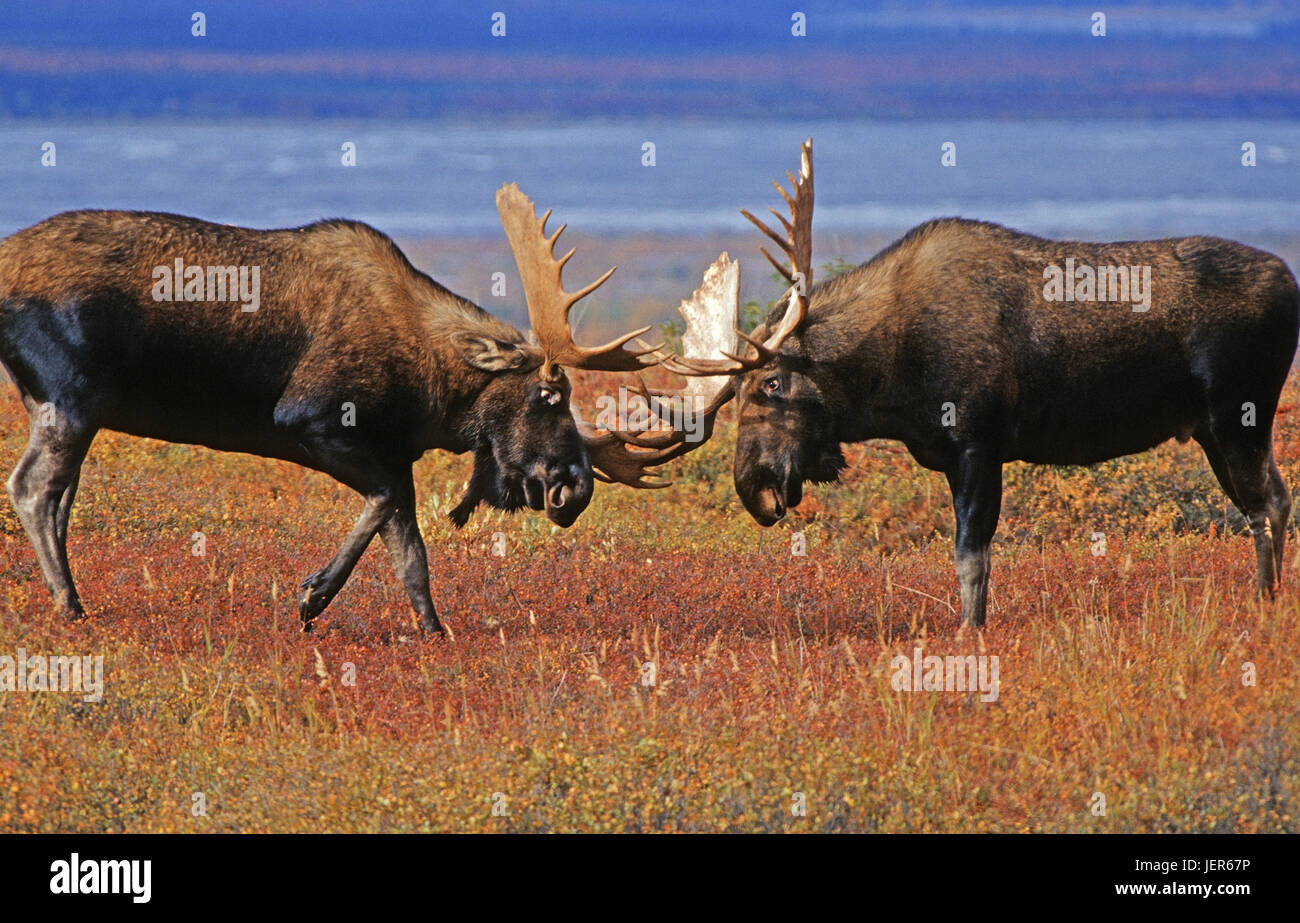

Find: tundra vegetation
[1,365,1296,831]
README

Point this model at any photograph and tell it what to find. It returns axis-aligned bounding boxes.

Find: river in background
[0,117,1296,242]
[2,116,1297,331]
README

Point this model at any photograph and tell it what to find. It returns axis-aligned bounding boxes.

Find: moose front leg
[945,445,1003,628]
[300,485,397,632]
[378,472,445,636]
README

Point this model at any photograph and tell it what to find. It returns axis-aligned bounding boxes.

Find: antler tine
[661,351,760,376]
[770,208,795,239]
[573,413,678,488]
[740,207,790,254]
[740,211,797,284]
[734,326,778,363]
[758,246,795,283]
[497,183,658,374]
[753,138,813,356]
[779,174,798,208]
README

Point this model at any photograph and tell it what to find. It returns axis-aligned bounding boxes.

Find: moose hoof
[53,590,86,622]
[420,613,446,637]
[298,596,318,633]
[299,570,332,632]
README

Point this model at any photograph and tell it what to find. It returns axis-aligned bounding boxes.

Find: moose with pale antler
[0,185,691,633]
[644,139,1300,627]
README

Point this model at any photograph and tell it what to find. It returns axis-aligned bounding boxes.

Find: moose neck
[405,289,530,458]
[795,287,910,448]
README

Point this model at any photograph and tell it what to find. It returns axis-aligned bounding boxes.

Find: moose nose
[736,463,798,527]
[543,464,592,527]
[753,485,786,524]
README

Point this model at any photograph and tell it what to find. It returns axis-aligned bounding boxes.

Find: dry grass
[0,370,1296,832]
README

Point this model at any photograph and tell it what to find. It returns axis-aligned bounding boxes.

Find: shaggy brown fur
[0,210,599,633]
[733,217,1300,626]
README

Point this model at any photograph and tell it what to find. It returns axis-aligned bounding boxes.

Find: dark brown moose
[646,139,1300,627]
[0,186,679,633]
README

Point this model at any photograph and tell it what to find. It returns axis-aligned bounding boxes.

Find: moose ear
[452,333,534,371]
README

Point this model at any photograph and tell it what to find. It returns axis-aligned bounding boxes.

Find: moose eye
[537,385,562,407]
[762,376,783,397]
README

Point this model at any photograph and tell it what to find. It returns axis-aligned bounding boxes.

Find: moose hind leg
[1208,430,1277,597]
[6,421,93,618]
[1195,431,1244,512]
[1266,457,1290,586]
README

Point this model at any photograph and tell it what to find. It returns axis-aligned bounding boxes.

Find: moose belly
[98,334,301,459]
[1006,370,1201,466]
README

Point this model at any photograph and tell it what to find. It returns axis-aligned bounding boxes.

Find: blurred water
[0,117,1296,242]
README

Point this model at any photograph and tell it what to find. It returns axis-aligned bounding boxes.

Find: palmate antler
[566,251,741,487]
[589,140,818,479]
[664,138,814,377]
[495,182,674,488]
[496,183,660,378]
[571,251,741,483]
[573,378,736,488]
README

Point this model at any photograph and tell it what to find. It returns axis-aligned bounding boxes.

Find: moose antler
[573,372,731,488]
[582,252,741,478]
[575,378,735,488]
[664,138,814,376]
[574,410,678,489]
[497,183,659,376]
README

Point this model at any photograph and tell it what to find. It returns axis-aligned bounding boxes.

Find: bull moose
[646,139,1300,626]
[0,186,682,633]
